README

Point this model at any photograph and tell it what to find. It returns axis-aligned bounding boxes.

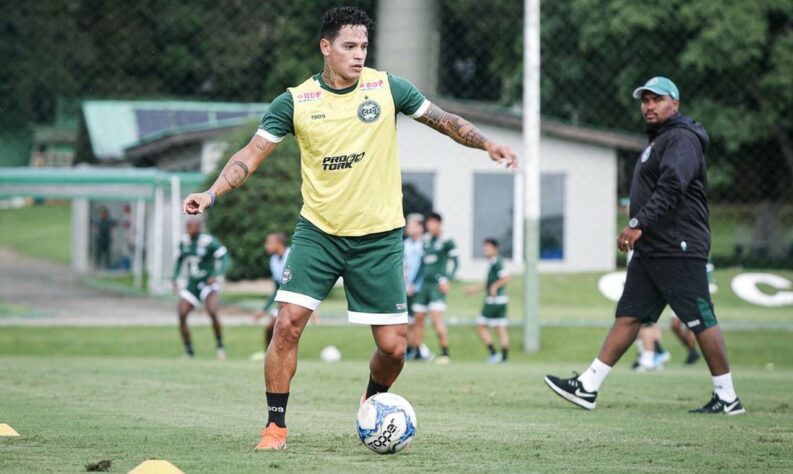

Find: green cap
[632,76,680,100]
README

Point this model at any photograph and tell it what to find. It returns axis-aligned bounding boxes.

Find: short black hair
[267,232,287,245]
[320,6,373,42]
[426,211,442,222]
[484,238,499,248]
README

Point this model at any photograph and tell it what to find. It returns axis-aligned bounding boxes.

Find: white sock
[640,350,655,368]
[712,372,737,402]
[577,358,612,392]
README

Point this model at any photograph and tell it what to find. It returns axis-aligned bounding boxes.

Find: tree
[204,122,302,281]
[564,0,793,260]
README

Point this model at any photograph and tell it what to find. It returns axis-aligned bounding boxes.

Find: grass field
[222,266,793,328]
[0,203,72,263]
[1,326,793,473]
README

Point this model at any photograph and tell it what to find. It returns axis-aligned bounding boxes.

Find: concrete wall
[375,0,440,94]
[396,116,617,280]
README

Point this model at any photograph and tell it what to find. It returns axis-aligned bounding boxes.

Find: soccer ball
[320,345,341,362]
[356,393,417,454]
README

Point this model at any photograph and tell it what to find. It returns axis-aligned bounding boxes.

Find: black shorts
[615,258,717,333]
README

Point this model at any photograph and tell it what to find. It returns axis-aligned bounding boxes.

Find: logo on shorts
[357,99,381,123]
[281,266,293,284]
[686,320,700,329]
[396,303,407,311]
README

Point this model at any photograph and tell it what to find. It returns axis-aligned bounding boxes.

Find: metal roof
[82,100,270,160]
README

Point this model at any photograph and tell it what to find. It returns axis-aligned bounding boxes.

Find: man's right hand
[182,192,213,215]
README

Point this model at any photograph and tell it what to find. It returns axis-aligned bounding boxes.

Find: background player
[466,238,510,363]
[403,214,428,361]
[411,212,459,364]
[171,217,231,360]
[250,232,291,362]
[181,6,517,450]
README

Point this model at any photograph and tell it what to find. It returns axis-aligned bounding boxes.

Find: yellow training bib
[289,68,405,236]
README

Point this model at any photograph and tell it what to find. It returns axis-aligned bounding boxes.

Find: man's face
[426,218,441,236]
[483,242,498,258]
[320,25,368,81]
[405,219,423,239]
[641,91,679,125]
[186,220,201,237]
[265,235,282,255]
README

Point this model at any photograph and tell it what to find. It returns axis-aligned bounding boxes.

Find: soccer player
[465,238,510,363]
[544,77,744,415]
[410,212,459,364]
[171,217,231,360]
[249,232,291,362]
[181,6,517,450]
[403,214,426,361]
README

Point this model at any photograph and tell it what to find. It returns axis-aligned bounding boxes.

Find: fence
[1,0,791,330]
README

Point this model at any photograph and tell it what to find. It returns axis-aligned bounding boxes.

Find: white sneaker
[654,351,671,366]
[249,351,265,362]
[487,353,503,364]
[216,348,226,361]
[435,355,450,365]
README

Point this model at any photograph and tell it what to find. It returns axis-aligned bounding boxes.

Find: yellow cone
[128,460,185,474]
[0,424,20,436]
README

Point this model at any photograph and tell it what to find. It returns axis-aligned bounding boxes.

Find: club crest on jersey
[640,144,653,163]
[281,266,293,284]
[357,99,381,123]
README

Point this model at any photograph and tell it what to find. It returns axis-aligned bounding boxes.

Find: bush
[204,121,302,281]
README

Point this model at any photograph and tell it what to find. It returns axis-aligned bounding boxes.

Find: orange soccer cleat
[255,423,288,451]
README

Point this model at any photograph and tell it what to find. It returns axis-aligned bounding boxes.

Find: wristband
[205,190,216,208]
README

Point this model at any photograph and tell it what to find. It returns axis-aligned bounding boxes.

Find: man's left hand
[617,226,643,253]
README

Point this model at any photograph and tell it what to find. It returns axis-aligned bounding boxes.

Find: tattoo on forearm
[417,105,487,149]
[255,141,265,152]
[221,161,249,189]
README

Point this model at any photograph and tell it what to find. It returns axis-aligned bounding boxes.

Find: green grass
[0,203,71,263]
[224,267,793,327]
[1,326,792,473]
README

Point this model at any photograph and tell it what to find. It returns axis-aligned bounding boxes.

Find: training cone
[128,460,184,474]
[0,424,20,436]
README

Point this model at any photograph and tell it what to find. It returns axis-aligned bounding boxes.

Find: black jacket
[630,113,711,259]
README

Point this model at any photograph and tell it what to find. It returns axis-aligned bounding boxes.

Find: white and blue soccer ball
[356,393,417,454]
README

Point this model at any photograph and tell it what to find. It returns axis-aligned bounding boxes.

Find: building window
[473,173,514,259]
[402,171,435,217]
[540,173,565,259]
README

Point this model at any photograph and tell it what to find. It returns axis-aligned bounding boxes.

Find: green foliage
[0,0,376,129]
[203,122,302,281]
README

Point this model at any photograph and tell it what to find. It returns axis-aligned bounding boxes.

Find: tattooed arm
[416,103,518,168]
[182,135,278,214]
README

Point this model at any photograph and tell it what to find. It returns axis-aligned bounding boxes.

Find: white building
[398,99,643,280]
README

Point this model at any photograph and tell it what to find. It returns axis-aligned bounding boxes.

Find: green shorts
[411,281,446,313]
[179,278,221,307]
[476,296,508,327]
[275,217,407,325]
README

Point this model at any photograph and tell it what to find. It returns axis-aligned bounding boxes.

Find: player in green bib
[466,238,511,363]
[411,212,459,363]
[181,6,518,450]
[171,218,231,360]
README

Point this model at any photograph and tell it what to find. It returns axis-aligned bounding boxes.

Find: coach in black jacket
[544,77,745,415]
